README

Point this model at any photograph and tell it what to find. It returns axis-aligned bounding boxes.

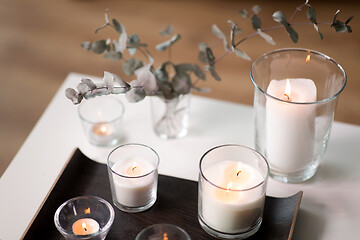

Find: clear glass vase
[251,48,346,183]
[150,93,190,139]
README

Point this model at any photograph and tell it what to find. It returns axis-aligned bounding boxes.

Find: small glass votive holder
[198,144,269,240]
[107,143,160,213]
[54,196,115,240]
[78,96,125,147]
[136,224,191,240]
[251,48,346,183]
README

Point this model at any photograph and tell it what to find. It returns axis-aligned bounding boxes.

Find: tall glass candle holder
[251,48,346,183]
[78,96,125,147]
[107,143,160,213]
[198,144,269,239]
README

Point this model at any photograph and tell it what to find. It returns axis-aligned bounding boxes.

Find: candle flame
[236,162,242,176]
[131,162,137,171]
[163,233,168,240]
[306,54,311,63]
[82,222,88,232]
[227,182,233,192]
[84,207,91,214]
[284,79,291,101]
[100,125,107,134]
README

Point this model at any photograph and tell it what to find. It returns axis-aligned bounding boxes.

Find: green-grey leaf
[81,78,96,90]
[158,81,175,100]
[104,51,123,61]
[238,9,248,18]
[307,6,317,24]
[206,47,215,65]
[91,40,107,54]
[251,5,261,15]
[123,58,144,76]
[112,73,130,89]
[251,14,262,30]
[125,87,146,103]
[207,66,221,81]
[65,88,77,100]
[156,34,181,51]
[175,64,206,80]
[112,19,123,34]
[257,29,276,45]
[285,25,298,43]
[233,48,251,61]
[198,51,208,63]
[192,64,206,80]
[154,68,169,83]
[81,41,92,51]
[103,71,114,93]
[332,20,347,32]
[77,82,90,96]
[160,25,173,36]
[272,11,287,25]
[313,24,323,39]
[172,72,191,95]
[212,24,226,40]
[199,42,209,52]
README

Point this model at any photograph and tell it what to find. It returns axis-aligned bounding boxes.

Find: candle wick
[132,166,137,171]
[284,93,290,101]
[84,227,88,232]
[237,170,241,176]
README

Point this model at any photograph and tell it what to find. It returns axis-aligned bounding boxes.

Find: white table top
[0,73,359,239]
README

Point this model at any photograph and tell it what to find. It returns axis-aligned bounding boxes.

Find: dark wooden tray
[24,148,302,240]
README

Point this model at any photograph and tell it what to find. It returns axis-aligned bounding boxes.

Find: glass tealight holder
[107,143,160,213]
[136,224,191,240]
[54,196,115,240]
[251,48,346,183]
[78,96,125,147]
[198,144,269,240]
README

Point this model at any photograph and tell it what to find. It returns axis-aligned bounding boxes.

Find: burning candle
[72,218,100,235]
[266,78,317,172]
[111,157,157,208]
[201,160,265,233]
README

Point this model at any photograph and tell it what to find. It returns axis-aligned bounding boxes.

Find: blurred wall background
[0,0,359,176]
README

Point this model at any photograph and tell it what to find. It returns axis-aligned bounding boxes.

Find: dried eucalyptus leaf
[257,29,275,45]
[81,41,92,51]
[104,51,123,61]
[154,68,169,83]
[198,51,208,63]
[160,25,174,36]
[198,42,209,52]
[136,67,157,94]
[159,81,175,100]
[285,25,298,43]
[112,19,123,34]
[156,34,181,51]
[206,47,215,65]
[238,9,248,18]
[91,40,107,54]
[125,87,146,103]
[77,83,90,96]
[233,48,251,61]
[81,78,96,90]
[272,11,287,25]
[118,31,128,53]
[123,58,144,76]
[65,88,77,100]
[307,6,317,24]
[172,72,192,95]
[251,14,262,30]
[103,71,114,93]
[313,24,323,39]
[112,73,130,89]
[332,20,347,32]
[207,66,221,81]
[212,24,226,40]
[345,16,354,24]
[252,5,261,15]
[192,64,206,80]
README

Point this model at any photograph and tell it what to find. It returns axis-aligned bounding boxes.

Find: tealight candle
[72,218,100,235]
[266,78,317,172]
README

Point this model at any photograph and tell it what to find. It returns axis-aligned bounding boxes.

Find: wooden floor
[0,0,359,176]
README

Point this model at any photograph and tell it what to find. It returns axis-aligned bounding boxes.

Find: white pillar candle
[201,160,265,233]
[72,218,100,235]
[111,158,156,207]
[266,78,317,172]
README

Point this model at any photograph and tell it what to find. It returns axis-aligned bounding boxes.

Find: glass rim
[136,223,191,240]
[199,144,269,192]
[107,143,160,179]
[77,96,125,124]
[250,48,347,105]
[53,195,115,237]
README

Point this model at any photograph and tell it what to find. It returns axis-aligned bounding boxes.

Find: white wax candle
[266,78,317,172]
[72,218,100,235]
[112,158,156,207]
[90,122,115,145]
[201,161,265,233]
